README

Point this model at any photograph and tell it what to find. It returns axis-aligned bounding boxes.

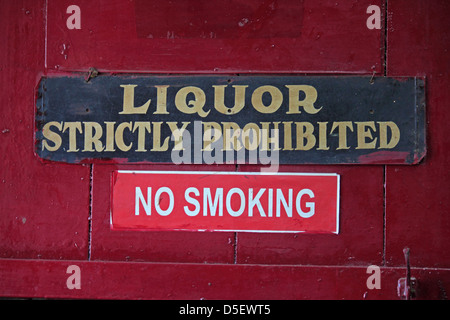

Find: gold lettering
[167,121,190,151]
[202,122,222,151]
[115,122,133,151]
[83,122,104,152]
[330,121,354,150]
[42,121,63,151]
[317,122,329,150]
[222,122,242,151]
[119,85,151,114]
[104,122,116,152]
[378,121,400,149]
[242,123,260,151]
[154,85,170,114]
[251,86,283,114]
[175,86,209,117]
[62,122,82,152]
[282,121,294,151]
[213,85,247,115]
[132,122,151,152]
[355,121,377,149]
[151,122,169,151]
[285,85,321,114]
[260,122,281,151]
[295,122,316,150]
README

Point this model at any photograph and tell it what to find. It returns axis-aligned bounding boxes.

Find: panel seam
[382,0,388,267]
[383,0,388,76]
[87,164,93,261]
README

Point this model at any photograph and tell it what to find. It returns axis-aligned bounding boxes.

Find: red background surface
[0,0,449,299]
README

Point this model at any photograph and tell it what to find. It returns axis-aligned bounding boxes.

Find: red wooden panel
[0,0,90,260]
[1,258,449,299]
[385,0,450,267]
[91,164,236,263]
[236,165,384,265]
[3,0,450,301]
[46,0,383,73]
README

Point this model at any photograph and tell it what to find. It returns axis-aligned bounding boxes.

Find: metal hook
[397,247,417,300]
[369,70,376,84]
[85,67,99,82]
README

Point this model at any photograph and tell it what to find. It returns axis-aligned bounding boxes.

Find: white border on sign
[117,170,339,177]
[112,171,341,234]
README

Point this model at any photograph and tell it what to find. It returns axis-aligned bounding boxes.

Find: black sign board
[35,75,425,165]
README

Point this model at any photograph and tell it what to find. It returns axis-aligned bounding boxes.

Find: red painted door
[0,0,449,300]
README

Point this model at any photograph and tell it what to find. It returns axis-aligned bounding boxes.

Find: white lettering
[184,187,200,216]
[296,189,315,218]
[226,188,246,217]
[248,188,266,217]
[276,189,292,217]
[135,186,151,215]
[154,187,174,216]
[203,188,223,216]
[179,186,318,219]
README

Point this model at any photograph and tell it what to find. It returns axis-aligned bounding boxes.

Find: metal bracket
[397,247,418,300]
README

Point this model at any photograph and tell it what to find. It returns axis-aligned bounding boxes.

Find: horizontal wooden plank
[1,258,449,299]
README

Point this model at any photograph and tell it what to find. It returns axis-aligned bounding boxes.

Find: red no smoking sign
[111,171,340,234]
